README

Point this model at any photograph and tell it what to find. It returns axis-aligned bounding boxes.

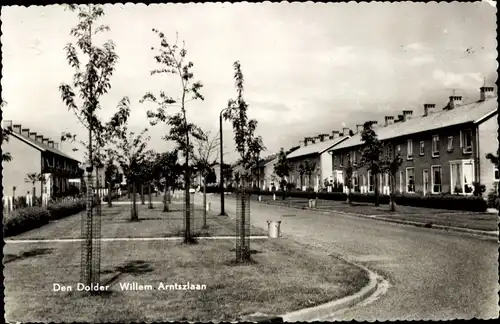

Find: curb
[280,264,381,321]
[256,200,498,242]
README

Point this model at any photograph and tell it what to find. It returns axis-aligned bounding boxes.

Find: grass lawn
[4,238,369,322]
[10,202,267,240]
[251,195,498,232]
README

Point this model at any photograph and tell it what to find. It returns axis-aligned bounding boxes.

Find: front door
[423,169,429,195]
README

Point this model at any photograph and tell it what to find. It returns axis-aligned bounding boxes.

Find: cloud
[431,69,483,87]
[409,54,435,66]
[406,42,427,51]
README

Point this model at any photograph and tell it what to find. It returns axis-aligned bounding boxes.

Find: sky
[1,1,497,165]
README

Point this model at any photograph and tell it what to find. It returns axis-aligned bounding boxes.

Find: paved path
[205,194,499,321]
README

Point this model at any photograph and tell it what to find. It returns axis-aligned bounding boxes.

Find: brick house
[2,120,82,198]
[286,132,350,191]
[328,86,498,196]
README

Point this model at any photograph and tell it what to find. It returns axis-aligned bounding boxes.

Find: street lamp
[219,107,229,216]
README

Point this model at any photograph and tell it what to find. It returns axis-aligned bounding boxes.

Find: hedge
[240,189,487,212]
[4,198,91,237]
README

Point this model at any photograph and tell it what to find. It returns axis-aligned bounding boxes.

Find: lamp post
[219,107,229,216]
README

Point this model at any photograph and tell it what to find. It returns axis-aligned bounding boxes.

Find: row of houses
[2,121,83,198]
[237,85,498,196]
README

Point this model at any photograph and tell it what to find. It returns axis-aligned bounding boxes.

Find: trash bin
[266,220,282,238]
[206,202,211,211]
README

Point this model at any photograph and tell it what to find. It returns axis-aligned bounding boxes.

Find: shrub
[486,188,499,209]
[472,182,486,197]
[4,207,50,237]
[47,198,87,220]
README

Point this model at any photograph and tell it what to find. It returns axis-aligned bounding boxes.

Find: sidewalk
[250,194,498,240]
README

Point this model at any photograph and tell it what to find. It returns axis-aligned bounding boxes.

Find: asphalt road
[206,194,499,321]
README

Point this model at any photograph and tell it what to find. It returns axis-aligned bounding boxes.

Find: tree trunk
[156,177,160,197]
[203,175,207,229]
[390,172,396,212]
[238,179,249,262]
[107,181,112,207]
[347,182,352,205]
[32,186,36,206]
[127,184,131,199]
[374,172,380,207]
[131,181,138,221]
[148,183,153,209]
[140,184,145,205]
[184,163,192,244]
[163,178,169,212]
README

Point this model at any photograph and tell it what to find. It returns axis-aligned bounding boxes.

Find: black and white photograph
[1,1,498,322]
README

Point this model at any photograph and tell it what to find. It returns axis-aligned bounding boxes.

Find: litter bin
[266,220,282,238]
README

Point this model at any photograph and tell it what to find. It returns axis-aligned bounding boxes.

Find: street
[206,194,499,320]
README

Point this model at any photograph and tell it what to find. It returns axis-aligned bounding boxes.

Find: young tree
[344,155,354,205]
[59,6,129,284]
[141,30,204,244]
[104,158,120,207]
[192,131,219,229]
[155,150,182,212]
[298,163,306,190]
[110,128,152,221]
[360,121,383,207]
[24,173,39,204]
[303,160,317,190]
[273,148,291,200]
[223,61,266,262]
[381,149,403,212]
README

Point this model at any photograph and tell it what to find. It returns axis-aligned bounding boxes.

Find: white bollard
[206,202,211,211]
[273,194,276,201]
[266,220,282,238]
[258,195,262,201]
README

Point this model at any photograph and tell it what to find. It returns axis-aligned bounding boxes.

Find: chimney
[447,96,462,110]
[307,137,316,145]
[303,137,310,146]
[395,114,404,123]
[331,131,340,139]
[21,128,30,137]
[42,137,50,146]
[356,124,364,133]
[480,86,495,101]
[48,140,54,148]
[384,116,395,126]
[54,143,59,150]
[12,124,22,134]
[299,140,305,147]
[342,127,350,136]
[423,103,435,117]
[36,135,43,142]
[402,110,413,121]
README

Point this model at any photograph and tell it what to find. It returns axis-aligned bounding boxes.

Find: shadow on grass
[101,260,155,287]
[4,248,53,264]
[223,257,259,266]
[228,248,263,255]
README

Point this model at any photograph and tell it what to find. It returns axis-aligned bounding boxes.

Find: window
[406,168,415,193]
[431,166,442,193]
[396,145,401,155]
[399,171,403,193]
[352,171,359,192]
[387,144,393,159]
[407,140,413,160]
[460,130,473,154]
[419,141,425,155]
[447,136,453,152]
[368,171,374,192]
[352,150,357,165]
[450,160,475,194]
[339,153,344,166]
[432,135,440,157]
[495,166,499,181]
[423,169,429,195]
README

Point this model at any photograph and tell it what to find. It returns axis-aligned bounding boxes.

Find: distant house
[2,120,82,198]
[328,86,498,196]
[286,132,350,191]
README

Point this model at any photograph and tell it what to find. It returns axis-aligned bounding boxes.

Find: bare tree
[192,131,219,229]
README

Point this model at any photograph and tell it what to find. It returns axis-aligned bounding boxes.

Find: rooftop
[287,135,350,159]
[332,96,498,151]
